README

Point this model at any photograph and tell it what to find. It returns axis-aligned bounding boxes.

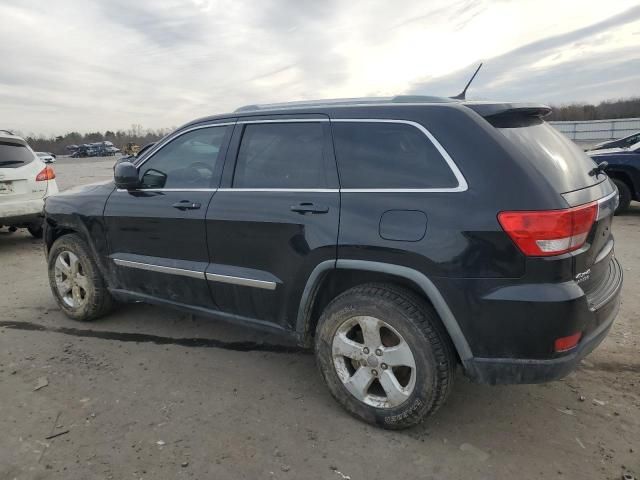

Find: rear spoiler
[464,102,552,119]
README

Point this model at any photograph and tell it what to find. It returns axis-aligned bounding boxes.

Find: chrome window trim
[331,119,467,193]
[123,118,467,194]
[220,117,467,193]
[113,259,205,280]
[205,272,277,290]
[135,121,236,170]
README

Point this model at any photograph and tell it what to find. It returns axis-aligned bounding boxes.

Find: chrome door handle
[172,200,201,210]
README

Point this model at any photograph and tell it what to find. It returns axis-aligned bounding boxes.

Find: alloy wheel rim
[332,315,417,409]
[54,250,88,308]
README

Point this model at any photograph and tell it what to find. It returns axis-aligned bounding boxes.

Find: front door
[206,117,340,329]
[104,122,234,308]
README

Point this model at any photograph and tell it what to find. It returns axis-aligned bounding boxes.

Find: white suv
[0,131,59,237]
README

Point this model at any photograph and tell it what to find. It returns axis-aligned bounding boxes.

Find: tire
[28,222,43,238]
[612,178,631,214]
[47,234,114,321]
[315,283,456,429]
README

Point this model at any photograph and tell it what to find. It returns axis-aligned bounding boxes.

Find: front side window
[332,122,458,189]
[233,122,329,188]
[139,125,230,189]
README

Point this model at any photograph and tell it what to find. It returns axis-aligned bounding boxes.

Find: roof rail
[234,95,456,113]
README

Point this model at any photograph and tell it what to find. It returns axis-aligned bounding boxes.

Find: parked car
[36,152,56,163]
[1,131,59,237]
[589,141,640,213]
[42,96,622,429]
[589,131,640,151]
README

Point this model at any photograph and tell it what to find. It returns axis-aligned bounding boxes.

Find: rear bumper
[0,198,44,225]
[463,257,622,384]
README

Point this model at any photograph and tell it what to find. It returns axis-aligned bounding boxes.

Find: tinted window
[233,123,328,188]
[0,142,35,169]
[623,133,640,148]
[139,126,230,189]
[498,121,598,192]
[332,122,458,189]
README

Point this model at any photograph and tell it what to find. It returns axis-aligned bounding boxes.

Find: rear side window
[0,142,35,169]
[233,122,330,188]
[332,122,458,189]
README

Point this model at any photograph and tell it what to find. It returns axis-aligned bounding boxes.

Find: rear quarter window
[0,142,35,168]
[331,121,459,189]
[495,119,599,193]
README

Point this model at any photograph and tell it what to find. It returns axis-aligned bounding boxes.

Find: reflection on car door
[104,122,234,308]
[205,116,340,330]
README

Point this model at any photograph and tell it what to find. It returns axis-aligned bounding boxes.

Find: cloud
[409,5,640,102]
[0,0,638,135]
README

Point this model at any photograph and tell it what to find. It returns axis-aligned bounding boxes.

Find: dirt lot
[0,157,638,480]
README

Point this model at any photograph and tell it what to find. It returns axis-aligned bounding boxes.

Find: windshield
[0,142,35,168]
[497,120,600,193]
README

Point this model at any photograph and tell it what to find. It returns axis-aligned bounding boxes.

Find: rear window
[496,119,599,193]
[332,122,458,189]
[0,142,35,168]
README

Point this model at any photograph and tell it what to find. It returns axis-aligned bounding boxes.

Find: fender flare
[45,214,111,280]
[296,259,473,365]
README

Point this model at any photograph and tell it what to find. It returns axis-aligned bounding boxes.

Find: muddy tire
[315,283,456,429]
[612,178,631,214]
[47,234,114,321]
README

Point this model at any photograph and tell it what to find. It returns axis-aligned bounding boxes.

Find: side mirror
[114,161,140,190]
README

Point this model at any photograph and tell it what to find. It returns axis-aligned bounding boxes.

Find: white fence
[549,117,640,143]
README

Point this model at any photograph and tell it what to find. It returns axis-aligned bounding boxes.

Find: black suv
[43,97,623,429]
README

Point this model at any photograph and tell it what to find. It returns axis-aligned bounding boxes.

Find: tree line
[18,97,640,154]
[547,97,640,121]
[24,124,173,155]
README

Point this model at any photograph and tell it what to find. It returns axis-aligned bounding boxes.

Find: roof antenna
[451,62,483,100]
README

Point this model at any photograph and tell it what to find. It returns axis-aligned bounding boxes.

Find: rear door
[104,122,234,308]
[205,116,339,330]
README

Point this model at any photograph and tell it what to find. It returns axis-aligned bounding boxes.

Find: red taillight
[36,166,56,181]
[554,332,582,352]
[497,203,597,256]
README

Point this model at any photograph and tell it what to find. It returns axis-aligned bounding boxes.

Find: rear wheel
[47,234,114,321]
[315,283,456,429]
[612,178,631,214]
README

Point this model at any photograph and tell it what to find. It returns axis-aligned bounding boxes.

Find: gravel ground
[0,157,638,480]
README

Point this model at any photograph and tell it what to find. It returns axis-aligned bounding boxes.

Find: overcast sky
[1,0,639,136]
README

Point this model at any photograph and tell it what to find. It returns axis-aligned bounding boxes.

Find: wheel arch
[44,216,111,282]
[296,259,473,366]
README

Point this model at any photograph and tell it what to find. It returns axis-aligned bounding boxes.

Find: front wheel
[315,284,456,429]
[47,234,114,321]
